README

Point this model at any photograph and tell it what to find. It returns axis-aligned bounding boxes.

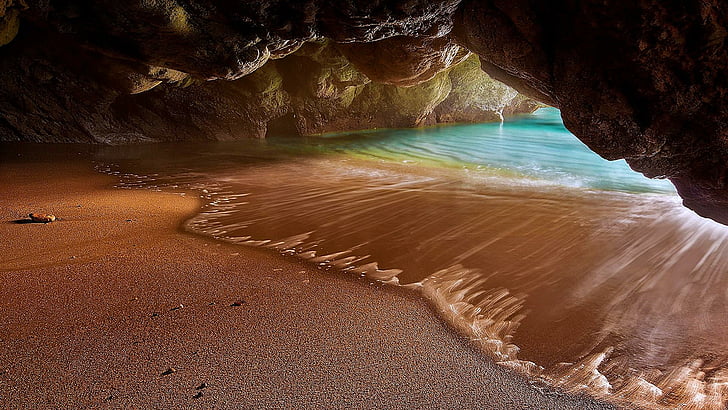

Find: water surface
[97,108,728,409]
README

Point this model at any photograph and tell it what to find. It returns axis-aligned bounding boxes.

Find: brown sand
[0,157,613,408]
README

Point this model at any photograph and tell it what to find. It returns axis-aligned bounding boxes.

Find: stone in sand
[161,367,177,376]
[29,213,55,223]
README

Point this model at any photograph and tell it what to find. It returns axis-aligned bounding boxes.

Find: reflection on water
[96,109,728,409]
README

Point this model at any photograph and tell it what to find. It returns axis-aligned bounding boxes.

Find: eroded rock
[452,0,728,223]
[337,36,469,87]
[435,55,524,123]
[0,34,526,142]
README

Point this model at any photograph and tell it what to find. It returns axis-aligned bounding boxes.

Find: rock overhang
[1,1,727,223]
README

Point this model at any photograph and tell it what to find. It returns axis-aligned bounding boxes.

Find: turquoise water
[276,107,676,194]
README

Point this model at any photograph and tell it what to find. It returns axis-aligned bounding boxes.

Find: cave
[2,1,728,408]
[1,0,727,222]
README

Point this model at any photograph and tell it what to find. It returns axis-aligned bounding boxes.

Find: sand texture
[0,156,612,408]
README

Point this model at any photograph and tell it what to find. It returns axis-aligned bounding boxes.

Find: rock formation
[0,35,524,142]
[1,1,727,223]
[453,1,728,223]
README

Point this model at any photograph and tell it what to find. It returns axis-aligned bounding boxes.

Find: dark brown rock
[318,0,463,42]
[0,33,523,143]
[18,0,461,81]
[452,0,728,223]
[336,36,469,87]
[161,367,176,376]
[0,1,23,47]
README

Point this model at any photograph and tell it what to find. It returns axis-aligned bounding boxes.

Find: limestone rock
[337,36,469,87]
[435,55,520,123]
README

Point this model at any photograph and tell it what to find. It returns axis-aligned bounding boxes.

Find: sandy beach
[0,152,612,408]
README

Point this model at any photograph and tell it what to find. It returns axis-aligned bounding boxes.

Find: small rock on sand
[29,213,56,223]
[161,367,177,376]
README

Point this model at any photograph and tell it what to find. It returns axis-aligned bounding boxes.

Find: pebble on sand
[29,213,56,223]
[161,367,177,376]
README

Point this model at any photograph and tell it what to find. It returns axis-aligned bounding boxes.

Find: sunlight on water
[95,108,728,409]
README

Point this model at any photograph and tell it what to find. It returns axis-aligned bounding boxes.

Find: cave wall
[0,34,529,143]
[1,1,728,222]
[452,1,728,221]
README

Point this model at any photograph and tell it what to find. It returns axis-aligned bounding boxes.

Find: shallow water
[95,109,728,409]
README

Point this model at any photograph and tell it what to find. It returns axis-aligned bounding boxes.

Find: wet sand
[0,158,612,408]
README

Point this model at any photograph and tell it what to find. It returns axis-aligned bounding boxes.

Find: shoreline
[0,153,612,408]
